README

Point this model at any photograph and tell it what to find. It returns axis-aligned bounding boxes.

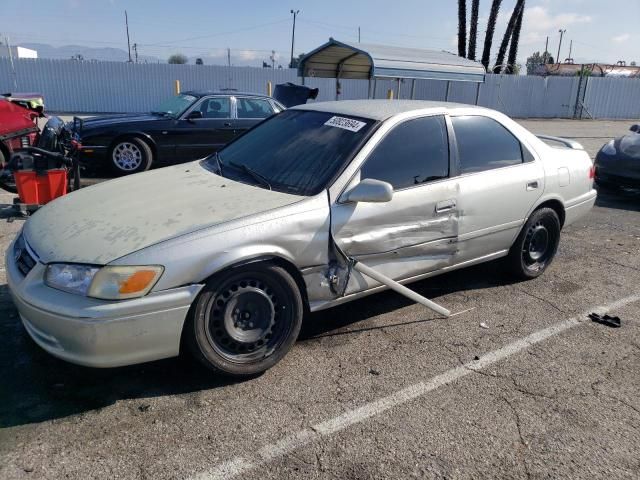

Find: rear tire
[185,264,303,377]
[109,137,153,175]
[507,208,561,280]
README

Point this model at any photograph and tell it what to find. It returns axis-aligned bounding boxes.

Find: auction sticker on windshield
[324,116,367,132]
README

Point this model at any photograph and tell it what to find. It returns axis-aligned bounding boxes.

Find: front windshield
[153,94,197,118]
[204,110,375,196]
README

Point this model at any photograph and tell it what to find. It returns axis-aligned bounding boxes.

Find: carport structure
[298,38,486,101]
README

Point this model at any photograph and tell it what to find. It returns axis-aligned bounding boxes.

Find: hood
[24,162,301,264]
[79,113,163,130]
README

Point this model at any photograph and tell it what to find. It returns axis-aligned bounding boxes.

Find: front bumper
[5,236,203,368]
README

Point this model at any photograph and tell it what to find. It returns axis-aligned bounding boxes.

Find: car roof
[292,99,488,121]
[182,90,270,98]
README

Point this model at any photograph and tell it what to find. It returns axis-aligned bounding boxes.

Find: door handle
[223,122,232,127]
[526,180,539,191]
[435,199,456,213]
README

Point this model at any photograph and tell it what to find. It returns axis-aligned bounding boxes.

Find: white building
[0,45,38,59]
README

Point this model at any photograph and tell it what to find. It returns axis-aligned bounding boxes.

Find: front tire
[185,264,303,377]
[507,208,561,280]
[109,137,152,175]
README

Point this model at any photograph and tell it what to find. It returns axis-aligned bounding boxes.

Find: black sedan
[595,124,640,189]
[72,91,284,175]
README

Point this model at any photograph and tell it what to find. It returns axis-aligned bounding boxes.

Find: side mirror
[186,110,203,121]
[630,124,640,133]
[343,178,393,203]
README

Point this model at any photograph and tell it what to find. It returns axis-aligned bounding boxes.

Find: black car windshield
[153,94,197,118]
[204,110,375,196]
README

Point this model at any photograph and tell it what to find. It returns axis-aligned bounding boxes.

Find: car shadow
[0,261,510,428]
[595,186,640,212]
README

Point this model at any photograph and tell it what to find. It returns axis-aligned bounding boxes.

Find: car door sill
[308,249,509,312]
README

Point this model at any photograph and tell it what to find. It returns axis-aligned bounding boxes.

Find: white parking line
[191,293,640,480]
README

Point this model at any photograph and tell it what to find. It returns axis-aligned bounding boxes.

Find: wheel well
[203,256,310,313]
[534,199,565,228]
[109,134,156,159]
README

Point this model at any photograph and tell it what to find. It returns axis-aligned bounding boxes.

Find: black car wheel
[507,207,561,280]
[185,264,303,377]
[109,137,152,175]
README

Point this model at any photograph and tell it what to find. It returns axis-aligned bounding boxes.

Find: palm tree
[505,3,525,73]
[458,0,467,58]
[493,0,525,73]
[481,0,502,70]
[467,0,480,60]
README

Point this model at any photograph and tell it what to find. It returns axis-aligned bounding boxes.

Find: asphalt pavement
[1,118,638,479]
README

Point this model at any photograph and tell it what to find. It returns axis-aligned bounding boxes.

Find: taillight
[589,165,595,179]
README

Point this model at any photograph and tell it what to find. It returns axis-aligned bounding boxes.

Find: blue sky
[1,0,637,67]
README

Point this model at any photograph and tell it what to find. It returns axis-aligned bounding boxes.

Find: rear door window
[451,115,524,174]
[236,98,275,119]
[360,115,449,189]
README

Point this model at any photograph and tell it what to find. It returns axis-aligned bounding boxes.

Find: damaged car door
[331,114,458,295]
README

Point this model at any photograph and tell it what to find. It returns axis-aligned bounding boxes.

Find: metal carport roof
[298,38,486,83]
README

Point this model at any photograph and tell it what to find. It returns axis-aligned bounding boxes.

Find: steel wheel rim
[204,273,293,363]
[522,220,556,270]
[113,142,142,171]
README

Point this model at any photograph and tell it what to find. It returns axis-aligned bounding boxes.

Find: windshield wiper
[229,161,272,190]
[150,111,169,117]
[213,151,224,176]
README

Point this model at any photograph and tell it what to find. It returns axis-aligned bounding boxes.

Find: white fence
[1,58,639,119]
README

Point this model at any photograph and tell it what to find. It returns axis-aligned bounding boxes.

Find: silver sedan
[6,100,597,376]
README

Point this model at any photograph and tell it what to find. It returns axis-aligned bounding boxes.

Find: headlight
[45,264,163,300]
[601,140,616,156]
[45,264,99,296]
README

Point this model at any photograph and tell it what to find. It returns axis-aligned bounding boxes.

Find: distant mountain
[19,43,160,63]
[12,43,278,67]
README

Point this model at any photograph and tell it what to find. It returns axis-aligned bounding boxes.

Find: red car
[0,93,43,165]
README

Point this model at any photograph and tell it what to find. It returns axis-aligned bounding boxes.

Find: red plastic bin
[14,169,68,205]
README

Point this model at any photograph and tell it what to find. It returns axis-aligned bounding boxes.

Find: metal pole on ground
[352,261,450,317]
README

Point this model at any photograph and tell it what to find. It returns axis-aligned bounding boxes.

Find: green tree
[481,0,502,70]
[525,51,554,75]
[467,0,480,60]
[493,0,525,73]
[168,53,188,64]
[457,0,467,57]
[505,2,525,74]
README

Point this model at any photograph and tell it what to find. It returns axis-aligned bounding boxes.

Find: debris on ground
[588,313,621,328]
[138,404,151,412]
[479,322,490,329]
[369,369,380,376]
[473,356,480,361]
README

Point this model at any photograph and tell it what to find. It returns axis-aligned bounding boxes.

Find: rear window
[451,116,523,174]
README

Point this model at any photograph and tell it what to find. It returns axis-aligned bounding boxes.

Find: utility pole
[125,10,132,63]
[568,39,573,61]
[544,36,549,63]
[132,43,138,63]
[270,50,276,69]
[556,29,566,66]
[358,26,361,43]
[289,9,300,69]
[227,48,232,85]
[3,35,17,91]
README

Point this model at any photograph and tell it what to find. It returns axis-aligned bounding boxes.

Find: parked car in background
[70,91,284,175]
[0,94,43,165]
[595,124,640,189]
[0,93,46,191]
[6,100,596,377]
